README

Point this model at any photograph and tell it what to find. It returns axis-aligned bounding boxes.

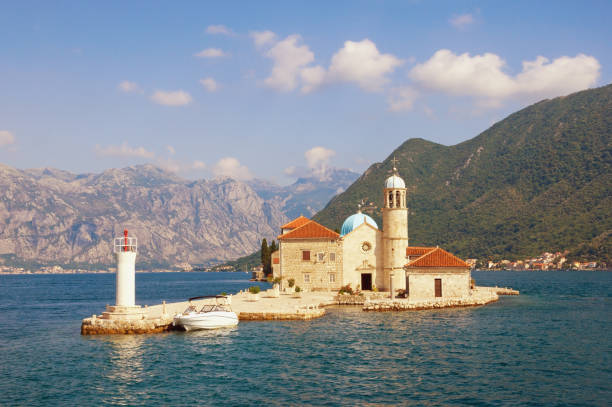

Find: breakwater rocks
[363,288,500,312]
[239,308,326,320]
[81,316,174,335]
[335,292,389,305]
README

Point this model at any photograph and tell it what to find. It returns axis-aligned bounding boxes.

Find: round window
[361,242,372,252]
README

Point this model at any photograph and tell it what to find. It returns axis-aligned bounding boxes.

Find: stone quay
[81,285,518,335]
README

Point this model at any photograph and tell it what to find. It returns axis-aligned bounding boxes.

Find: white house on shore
[271,167,471,299]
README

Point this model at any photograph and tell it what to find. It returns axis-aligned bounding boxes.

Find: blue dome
[340,212,378,236]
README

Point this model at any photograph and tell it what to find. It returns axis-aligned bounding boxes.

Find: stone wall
[279,238,343,291]
[341,223,383,289]
[363,287,498,311]
[405,269,470,300]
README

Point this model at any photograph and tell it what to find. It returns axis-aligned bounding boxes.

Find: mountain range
[314,84,611,263]
[0,164,357,268]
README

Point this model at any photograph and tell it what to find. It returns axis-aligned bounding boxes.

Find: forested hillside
[314,85,612,262]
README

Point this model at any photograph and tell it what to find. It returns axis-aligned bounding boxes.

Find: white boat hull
[173,311,239,331]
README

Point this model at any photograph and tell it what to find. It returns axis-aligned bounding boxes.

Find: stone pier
[81,286,518,335]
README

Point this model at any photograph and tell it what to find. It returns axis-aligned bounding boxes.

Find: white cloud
[151,90,192,106]
[326,39,403,92]
[259,36,401,94]
[206,25,233,35]
[213,157,253,180]
[250,30,277,48]
[199,77,219,92]
[157,157,207,173]
[166,145,176,155]
[118,80,141,93]
[387,86,419,112]
[193,48,228,58]
[300,65,326,94]
[514,55,601,98]
[450,13,475,29]
[0,130,15,148]
[409,49,600,106]
[264,35,315,92]
[191,160,206,170]
[95,142,155,159]
[305,146,336,180]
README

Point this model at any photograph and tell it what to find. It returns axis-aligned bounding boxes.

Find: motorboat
[173,295,238,331]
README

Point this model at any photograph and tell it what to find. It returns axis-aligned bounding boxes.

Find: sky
[0,1,610,185]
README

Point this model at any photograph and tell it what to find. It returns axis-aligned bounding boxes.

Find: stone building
[272,167,471,299]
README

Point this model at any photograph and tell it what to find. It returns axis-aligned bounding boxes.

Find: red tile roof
[281,215,311,230]
[278,220,340,240]
[406,246,436,256]
[406,247,470,268]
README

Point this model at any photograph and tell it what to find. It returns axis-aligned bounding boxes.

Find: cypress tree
[260,238,269,267]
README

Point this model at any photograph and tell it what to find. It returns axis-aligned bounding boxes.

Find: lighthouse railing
[113,237,138,253]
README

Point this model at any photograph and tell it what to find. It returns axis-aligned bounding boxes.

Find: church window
[302,250,310,261]
[304,273,311,283]
[388,192,394,208]
[329,252,336,262]
[361,242,372,252]
[329,273,336,283]
[318,252,325,262]
[396,191,401,207]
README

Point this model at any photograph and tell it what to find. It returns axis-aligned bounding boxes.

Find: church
[271,166,472,300]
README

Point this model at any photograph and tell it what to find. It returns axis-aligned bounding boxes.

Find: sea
[0,271,610,406]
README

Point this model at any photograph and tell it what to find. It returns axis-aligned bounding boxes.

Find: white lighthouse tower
[102,229,144,320]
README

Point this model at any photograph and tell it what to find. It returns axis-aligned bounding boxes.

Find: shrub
[249,286,261,294]
[220,291,227,296]
[372,285,378,292]
[273,277,282,285]
[294,286,301,293]
[287,278,295,288]
[338,284,353,295]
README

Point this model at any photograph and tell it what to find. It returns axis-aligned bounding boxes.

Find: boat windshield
[199,304,231,313]
[182,305,197,314]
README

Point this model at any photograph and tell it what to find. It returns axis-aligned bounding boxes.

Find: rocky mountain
[0,164,288,268]
[314,84,612,262]
[248,168,359,219]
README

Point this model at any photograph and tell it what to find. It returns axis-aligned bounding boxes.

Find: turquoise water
[0,271,610,406]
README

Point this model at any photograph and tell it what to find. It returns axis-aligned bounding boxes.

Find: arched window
[396,191,401,208]
[388,191,393,208]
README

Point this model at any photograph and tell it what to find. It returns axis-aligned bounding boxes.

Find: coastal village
[0,252,606,275]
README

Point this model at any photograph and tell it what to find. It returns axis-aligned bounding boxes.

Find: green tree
[261,238,272,275]
[261,238,269,265]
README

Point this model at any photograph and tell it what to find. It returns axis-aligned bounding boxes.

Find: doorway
[435,278,442,297]
[361,273,372,291]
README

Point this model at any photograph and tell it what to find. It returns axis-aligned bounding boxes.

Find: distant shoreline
[0,268,608,275]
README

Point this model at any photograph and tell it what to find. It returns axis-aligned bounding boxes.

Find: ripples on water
[0,271,610,406]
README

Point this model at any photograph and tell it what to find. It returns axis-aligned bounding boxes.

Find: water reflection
[100,335,146,405]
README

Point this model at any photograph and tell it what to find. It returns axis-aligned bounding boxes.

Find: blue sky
[0,1,610,184]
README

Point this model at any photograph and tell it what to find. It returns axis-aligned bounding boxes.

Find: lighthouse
[115,229,137,307]
[102,229,144,320]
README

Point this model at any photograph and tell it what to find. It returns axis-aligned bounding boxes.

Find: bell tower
[382,157,408,296]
